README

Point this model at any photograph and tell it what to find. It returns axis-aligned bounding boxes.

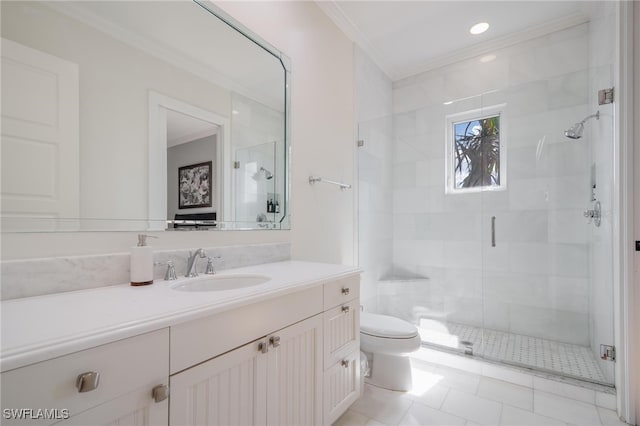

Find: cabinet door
[170,339,267,426]
[55,386,167,426]
[323,351,360,426]
[266,314,323,426]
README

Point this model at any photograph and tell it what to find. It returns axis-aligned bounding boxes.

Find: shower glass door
[478,53,615,386]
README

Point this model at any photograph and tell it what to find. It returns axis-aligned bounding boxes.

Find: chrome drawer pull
[341,360,349,368]
[341,306,350,314]
[341,287,350,295]
[152,384,169,403]
[76,371,100,393]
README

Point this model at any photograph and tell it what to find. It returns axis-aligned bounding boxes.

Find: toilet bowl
[360,312,421,392]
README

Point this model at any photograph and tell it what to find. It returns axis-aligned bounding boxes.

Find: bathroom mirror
[0,0,290,232]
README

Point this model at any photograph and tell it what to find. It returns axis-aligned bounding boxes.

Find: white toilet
[360,312,421,392]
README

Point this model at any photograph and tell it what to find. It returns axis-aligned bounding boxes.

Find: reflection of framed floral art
[178,161,212,209]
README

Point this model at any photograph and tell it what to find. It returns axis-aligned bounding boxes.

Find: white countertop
[1,261,360,372]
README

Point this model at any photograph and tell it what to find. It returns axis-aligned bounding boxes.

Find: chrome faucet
[185,248,207,277]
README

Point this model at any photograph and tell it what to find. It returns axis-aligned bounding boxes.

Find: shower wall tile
[416,212,481,242]
[443,242,482,270]
[415,158,445,187]
[394,137,432,163]
[443,191,482,212]
[483,299,511,330]
[548,209,589,244]
[507,243,588,278]
[509,305,589,345]
[508,143,588,181]
[482,244,511,272]
[393,240,445,267]
[494,210,548,243]
[506,81,550,117]
[393,163,417,188]
[548,277,589,313]
[444,296,484,327]
[548,70,590,109]
[508,178,554,211]
[548,176,590,209]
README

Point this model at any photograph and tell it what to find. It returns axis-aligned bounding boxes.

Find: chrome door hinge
[233,161,240,169]
[598,88,614,105]
[600,344,615,361]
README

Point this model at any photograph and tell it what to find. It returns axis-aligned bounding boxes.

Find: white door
[170,339,267,426]
[266,314,323,426]
[1,38,79,224]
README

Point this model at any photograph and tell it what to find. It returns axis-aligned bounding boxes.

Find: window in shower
[445,104,506,193]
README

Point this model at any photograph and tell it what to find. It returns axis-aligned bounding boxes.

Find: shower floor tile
[417,321,607,383]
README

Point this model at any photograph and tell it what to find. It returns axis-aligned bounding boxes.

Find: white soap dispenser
[130,234,155,286]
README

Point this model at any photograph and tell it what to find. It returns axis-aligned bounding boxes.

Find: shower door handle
[491,216,496,247]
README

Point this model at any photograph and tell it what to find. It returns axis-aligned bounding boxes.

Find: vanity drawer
[323,349,361,425]
[0,329,169,425]
[323,299,360,368]
[324,274,359,310]
[170,285,323,374]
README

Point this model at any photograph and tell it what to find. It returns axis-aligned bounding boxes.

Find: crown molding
[315,1,395,81]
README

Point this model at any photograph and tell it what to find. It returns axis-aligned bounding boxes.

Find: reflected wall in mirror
[0,0,290,232]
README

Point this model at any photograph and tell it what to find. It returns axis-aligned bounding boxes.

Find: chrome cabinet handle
[341,287,350,295]
[491,216,496,247]
[258,340,269,354]
[269,335,281,348]
[76,371,100,393]
[341,306,350,314]
[152,384,169,403]
[341,360,349,368]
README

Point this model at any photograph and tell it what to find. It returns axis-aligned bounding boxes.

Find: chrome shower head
[260,167,273,180]
[564,111,599,140]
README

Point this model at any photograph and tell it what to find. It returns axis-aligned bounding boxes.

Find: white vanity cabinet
[169,273,361,426]
[0,266,361,426]
[0,329,169,426]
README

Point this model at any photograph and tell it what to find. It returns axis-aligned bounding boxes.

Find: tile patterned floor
[333,359,628,426]
[417,321,607,383]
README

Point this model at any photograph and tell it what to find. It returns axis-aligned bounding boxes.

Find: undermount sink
[171,274,271,292]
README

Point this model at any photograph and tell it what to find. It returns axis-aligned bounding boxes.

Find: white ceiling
[318,1,588,81]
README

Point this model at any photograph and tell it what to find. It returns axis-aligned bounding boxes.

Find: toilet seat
[360,312,418,339]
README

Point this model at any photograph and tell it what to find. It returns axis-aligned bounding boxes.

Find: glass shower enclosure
[357,7,616,386]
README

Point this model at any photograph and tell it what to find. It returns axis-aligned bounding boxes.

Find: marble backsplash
[1,242,290,300]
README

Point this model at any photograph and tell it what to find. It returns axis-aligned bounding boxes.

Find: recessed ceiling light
[480,54,497,63]
[470,22,490,35]
[443,101,454,105]
[232,110,239,115]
